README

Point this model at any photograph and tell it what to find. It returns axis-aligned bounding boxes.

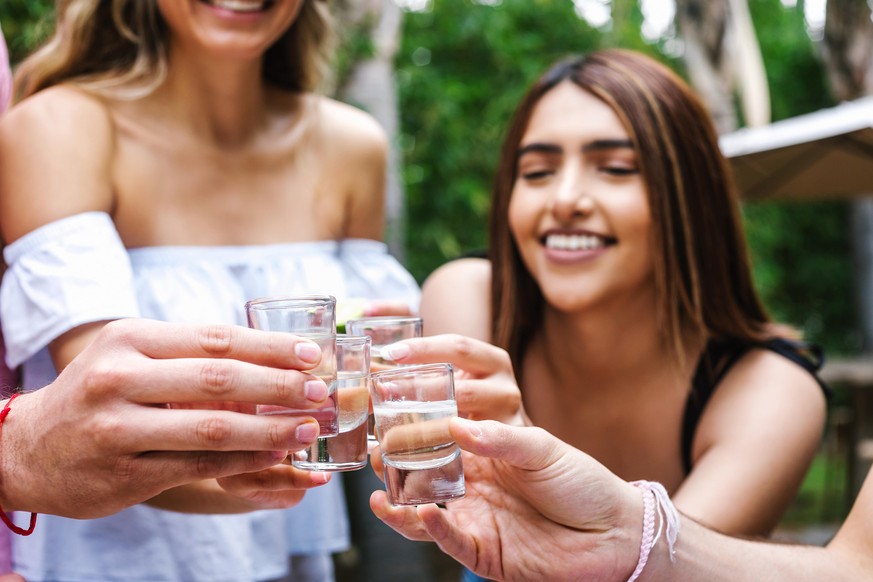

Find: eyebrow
[516,139,634,159]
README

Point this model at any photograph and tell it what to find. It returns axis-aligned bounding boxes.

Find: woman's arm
[371,419,871,582]
[0,87,116,369]
[673,348,827,536]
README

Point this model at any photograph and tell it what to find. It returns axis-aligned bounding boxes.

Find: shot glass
[346,316,423,443]
[245,295,338,437]
[293,335,371,471]
[370,363,465,506]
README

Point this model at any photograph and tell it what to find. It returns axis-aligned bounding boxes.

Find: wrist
[624,481,681,582]
[613,480,648,581]
[0,393,37,535]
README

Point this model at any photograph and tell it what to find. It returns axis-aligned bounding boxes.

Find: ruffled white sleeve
[1,212,140,368]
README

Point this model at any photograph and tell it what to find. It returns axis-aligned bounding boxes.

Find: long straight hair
[14,0,333,101]
[490,49,782,372]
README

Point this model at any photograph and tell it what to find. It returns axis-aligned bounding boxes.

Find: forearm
[640,517,864,582]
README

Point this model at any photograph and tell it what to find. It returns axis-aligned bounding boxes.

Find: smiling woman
[0,1,421,581]
[419,49,829,553]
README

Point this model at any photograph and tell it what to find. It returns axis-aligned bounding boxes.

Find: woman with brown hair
[416,49,828,540]
[0,0,420,580]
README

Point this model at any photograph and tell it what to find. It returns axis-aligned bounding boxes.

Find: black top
[681,337,830,475]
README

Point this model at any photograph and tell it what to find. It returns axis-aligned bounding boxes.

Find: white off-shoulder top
[0,211,421,582]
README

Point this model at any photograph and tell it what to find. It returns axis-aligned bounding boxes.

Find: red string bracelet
[0,393,37,536]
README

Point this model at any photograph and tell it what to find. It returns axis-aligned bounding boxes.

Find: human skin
[0,0,389,513]
[417,79,825,537]
[0,319,333,519]
[371,419,873,582]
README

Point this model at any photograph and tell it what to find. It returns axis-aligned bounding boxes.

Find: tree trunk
[332,0,406,260]
[675,0,769,133]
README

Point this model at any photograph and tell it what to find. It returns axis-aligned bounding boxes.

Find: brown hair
[14,0,333,100]
[489,49,781,371]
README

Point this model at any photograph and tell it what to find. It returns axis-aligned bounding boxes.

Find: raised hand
[370,418,643,582]
[0,318,332,519]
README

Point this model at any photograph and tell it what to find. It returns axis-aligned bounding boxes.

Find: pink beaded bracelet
[626,481,679,582]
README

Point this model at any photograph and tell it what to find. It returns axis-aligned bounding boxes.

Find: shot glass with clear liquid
[346,316,423,445]
[245,295,338,437]
[293,334,371,471]
[370,362,465,506]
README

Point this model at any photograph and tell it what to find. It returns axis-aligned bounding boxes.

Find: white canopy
[719,96,873,200]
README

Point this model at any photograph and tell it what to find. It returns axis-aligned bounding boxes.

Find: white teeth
[545,234,606,251]
[209,0,265,12]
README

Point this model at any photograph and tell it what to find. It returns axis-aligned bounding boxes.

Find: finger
[454,378,522,422]
[381,335,513,376]
[118,407,323,452]
[449,418,565,472]
[218,463,330,496]
[97,319,323,370]
[134,449,291,490]
[369,443,385,476]
[114,357,331,409]
[369,490,435,541]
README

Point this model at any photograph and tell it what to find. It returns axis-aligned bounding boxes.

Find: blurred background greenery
[1,0,857,356]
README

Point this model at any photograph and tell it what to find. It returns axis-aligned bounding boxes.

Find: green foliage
[0,0,54,65]
[743,0,856,355]
[397,0,660,281]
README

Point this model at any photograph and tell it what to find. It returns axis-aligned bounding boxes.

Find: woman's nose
[550,170,594,221]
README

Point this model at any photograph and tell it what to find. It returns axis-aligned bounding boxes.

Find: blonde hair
[14,0,333,101]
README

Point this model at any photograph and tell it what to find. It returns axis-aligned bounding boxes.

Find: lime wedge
[336,298,368,333]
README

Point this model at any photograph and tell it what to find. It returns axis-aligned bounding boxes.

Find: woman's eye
[601,165,638,176]
[520,169,553,181]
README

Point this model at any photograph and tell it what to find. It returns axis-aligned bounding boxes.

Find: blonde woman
[0,1,419,580]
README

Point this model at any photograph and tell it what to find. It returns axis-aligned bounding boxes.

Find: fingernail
[295,342,321,364]
[381,342,409,362]
[311,472,331,485]
[304,380,328,402]
[296,422,319,443]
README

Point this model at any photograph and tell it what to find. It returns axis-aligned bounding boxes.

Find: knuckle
[194,416,234,447]
[197,325,234,357]
[99,319,134,345]
[84,362,128,399]
[190,452,222,479]
[266,421,287,450]
[199,361,236,397]
[450,335,475,358]
[272,371,296,404]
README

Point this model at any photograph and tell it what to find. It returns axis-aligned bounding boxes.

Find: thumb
[449,418,566,472]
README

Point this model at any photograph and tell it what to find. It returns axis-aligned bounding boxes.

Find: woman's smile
[198,0,275,14]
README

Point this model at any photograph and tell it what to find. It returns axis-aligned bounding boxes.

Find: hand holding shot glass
[294,334,372,471]
[245,296,338,437]
[370,363,465,506]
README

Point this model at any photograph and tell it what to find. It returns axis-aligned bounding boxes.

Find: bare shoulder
[695,346,826,450]
[314,95,387,159]
[421,258,492,340]
[0,85,115,242]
